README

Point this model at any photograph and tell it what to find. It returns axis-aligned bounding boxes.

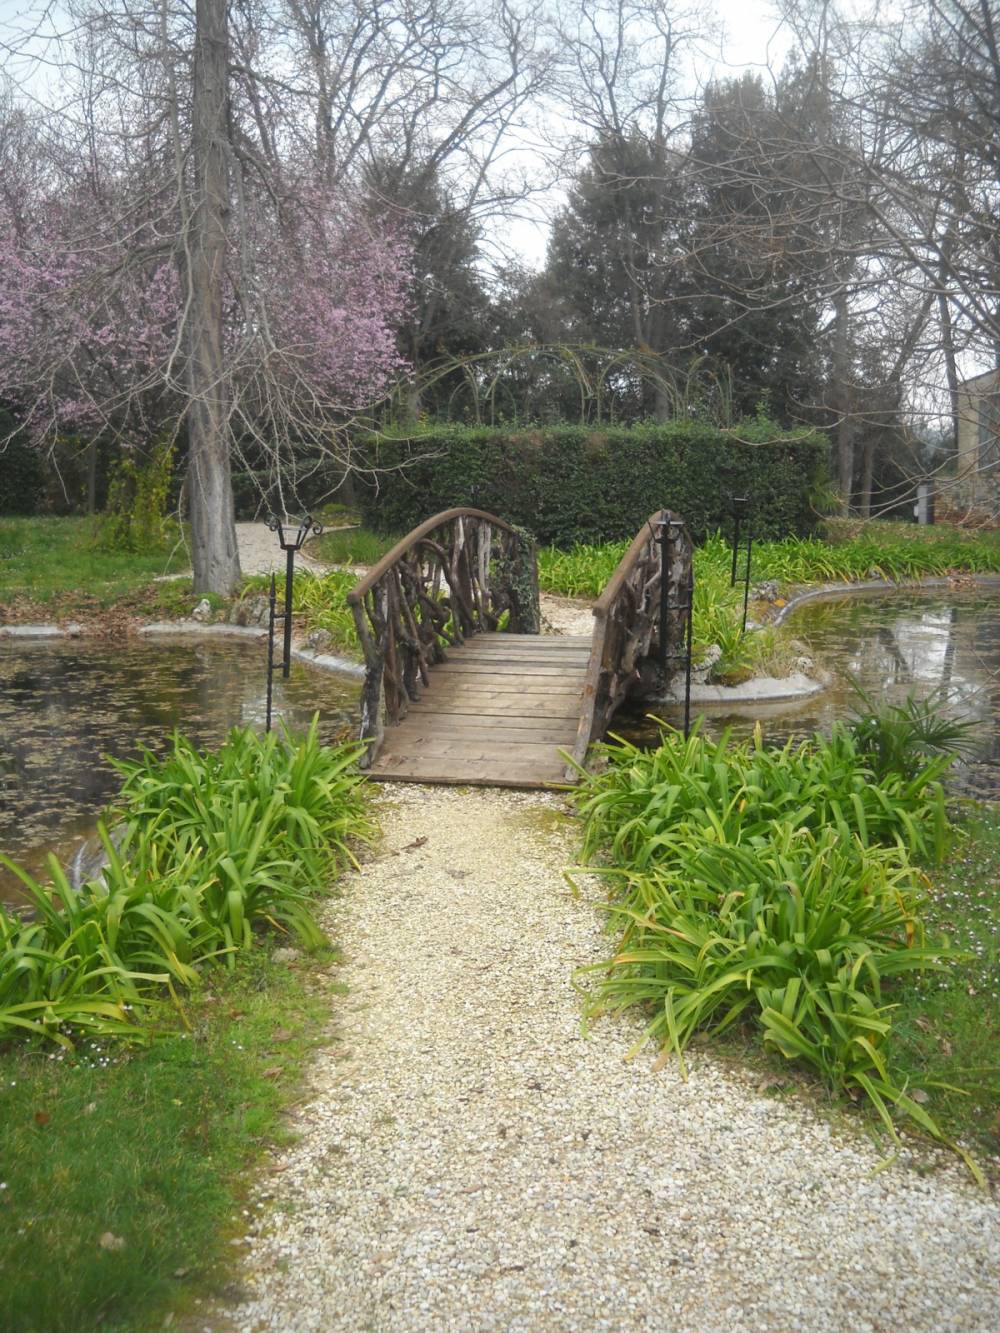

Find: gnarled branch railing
[569,509,693,768]
[347,508,540,765]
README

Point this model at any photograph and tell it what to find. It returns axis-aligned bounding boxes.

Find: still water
[3,591,999,905]
[619,590,1000,792]
[0,636,360,903]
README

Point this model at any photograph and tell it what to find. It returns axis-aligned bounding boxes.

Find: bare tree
[775,0,1000,509]
[183,0,240,592]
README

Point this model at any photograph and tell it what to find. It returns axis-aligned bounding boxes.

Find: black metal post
[267,513,323,679]
[730,495,749,587]
[265,573,277,734]
[282,544,295,679]
[683,561,694,739]
[665,519,694,739]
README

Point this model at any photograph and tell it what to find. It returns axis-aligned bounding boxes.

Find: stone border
[8,573,999,704]
[773,573,1000,626]
[0,623,80,638]
[664,669,825,707]
[0,619,365,678]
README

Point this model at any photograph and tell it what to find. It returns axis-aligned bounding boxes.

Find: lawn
[0,949,339,1331]
[893,810,1000,1160]
[0,516,190,608]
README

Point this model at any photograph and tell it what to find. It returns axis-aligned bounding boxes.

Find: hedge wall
[358,420,830,545]
[0,411,46,516]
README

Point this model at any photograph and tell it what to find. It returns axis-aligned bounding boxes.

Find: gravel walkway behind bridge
[220,785,1000,1332]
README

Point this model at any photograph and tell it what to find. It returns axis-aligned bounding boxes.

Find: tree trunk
[833,284,854,514]
[859,435,875,519]
[85,437,98,514]
[652,376,672,423]
[938,280,960,460]
[183,0,240,595]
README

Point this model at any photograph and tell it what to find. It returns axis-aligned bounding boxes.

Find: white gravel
[233,523,329,577]
[215,784,1000,1332]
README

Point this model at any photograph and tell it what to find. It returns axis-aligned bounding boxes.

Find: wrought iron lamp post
[267,513,323,679]
[730,495,753,634]
[730,495,750,586]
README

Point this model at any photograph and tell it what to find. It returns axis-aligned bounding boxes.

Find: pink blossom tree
[0,1,412,594]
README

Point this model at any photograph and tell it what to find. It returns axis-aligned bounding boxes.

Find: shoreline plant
[0,721,371,1046]
[567,706,982,1178]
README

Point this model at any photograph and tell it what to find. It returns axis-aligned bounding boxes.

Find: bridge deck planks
[367,633,591,788]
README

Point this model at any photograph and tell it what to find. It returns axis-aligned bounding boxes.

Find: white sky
[500,0,795,268]
[0,0,803,271]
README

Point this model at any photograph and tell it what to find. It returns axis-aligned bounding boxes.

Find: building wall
[955,368,1000,516]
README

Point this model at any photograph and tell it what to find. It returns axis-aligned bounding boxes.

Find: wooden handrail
[348,508,540,765]
[347,508,521,605]
[592,517,661,617]
[569,509,693,770]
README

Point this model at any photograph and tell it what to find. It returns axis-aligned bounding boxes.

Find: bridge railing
[569,509,693,768]
[347,508,540,764]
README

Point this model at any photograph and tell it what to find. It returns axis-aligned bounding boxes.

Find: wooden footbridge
[347,508,693,788]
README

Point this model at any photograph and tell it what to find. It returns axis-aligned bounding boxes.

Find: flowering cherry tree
[0,2,412,593]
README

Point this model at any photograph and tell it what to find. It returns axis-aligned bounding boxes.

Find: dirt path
[212,784,1000,1333]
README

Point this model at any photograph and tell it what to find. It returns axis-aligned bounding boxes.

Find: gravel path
[218,785,1000,1332]
[233,525,583,630]
[234,523,330,577]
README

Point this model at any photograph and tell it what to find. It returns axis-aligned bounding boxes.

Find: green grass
[242,568,361,655]
[892,811,1000,1161]
[0,947,338,1331]
[0,516,189,608]
[311,525,399,567]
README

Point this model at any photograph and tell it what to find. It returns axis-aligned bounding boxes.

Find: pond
[618,589,1000,794]
[0,635,360,905]
[4,589,999,907]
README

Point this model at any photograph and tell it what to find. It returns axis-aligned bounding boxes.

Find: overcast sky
[0,0,798,269]
[502,0,795,267]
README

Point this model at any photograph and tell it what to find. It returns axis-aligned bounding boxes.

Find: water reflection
[0,636,360,903]
[618,591,1000,792]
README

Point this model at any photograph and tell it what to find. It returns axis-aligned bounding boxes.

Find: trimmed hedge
[0,411,46,516]
[358,420,830,545]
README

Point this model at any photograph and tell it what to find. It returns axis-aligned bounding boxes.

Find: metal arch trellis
[384,344,737,428]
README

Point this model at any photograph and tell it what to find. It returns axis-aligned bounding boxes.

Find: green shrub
[0,414,46,515]
[97,434,176,553]
[358,419,829,545]
[570,721,981,1173]
[0,723,371,1046]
